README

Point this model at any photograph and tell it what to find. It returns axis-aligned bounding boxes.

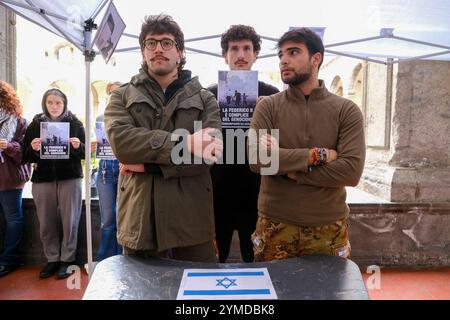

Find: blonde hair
[106,81,123,95]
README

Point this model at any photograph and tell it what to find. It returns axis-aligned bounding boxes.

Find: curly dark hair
[139,14,186,73]
[0,81,23,117]
[221,25,262,56]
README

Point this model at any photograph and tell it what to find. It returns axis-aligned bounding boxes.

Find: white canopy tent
[1,0,449,281]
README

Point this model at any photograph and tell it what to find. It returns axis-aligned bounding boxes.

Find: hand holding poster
[40,122,70,159]
[95,122,116,160]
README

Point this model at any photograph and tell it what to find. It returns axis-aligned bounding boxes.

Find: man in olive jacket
[104,15,222,262]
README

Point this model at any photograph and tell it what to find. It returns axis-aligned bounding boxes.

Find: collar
[287,79,330,102]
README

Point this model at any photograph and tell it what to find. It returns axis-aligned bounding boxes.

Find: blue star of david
[216,277,237,289]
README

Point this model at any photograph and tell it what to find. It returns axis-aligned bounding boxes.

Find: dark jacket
[0,117,32,191]
[208,81,279,214]
[23,111,85,183]
[105,69,221,251]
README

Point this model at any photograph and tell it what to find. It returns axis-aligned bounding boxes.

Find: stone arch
[91,80,109,117]
[16,76,33,115]
[330,76,343,96]
[54,42,76,63]
[49,80,75,98]
[348,63,363,108]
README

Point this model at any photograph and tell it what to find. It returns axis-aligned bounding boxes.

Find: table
[83,254,369,300]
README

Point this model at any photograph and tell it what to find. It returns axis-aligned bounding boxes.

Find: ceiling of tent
[1,0,450,63]
[0,0,107,51]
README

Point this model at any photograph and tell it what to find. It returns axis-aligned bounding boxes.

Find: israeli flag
[177,268,278,300]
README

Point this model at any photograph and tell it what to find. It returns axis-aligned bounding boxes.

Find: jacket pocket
[174,103,204,132]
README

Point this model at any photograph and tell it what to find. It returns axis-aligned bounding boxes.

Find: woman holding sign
[94,81,122,261]
[23,88,85,279]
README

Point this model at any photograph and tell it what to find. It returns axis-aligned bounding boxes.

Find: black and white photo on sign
[95,122,115,160]
[218,70,258,129]
[94,2,126,63]
[40,122,70,159]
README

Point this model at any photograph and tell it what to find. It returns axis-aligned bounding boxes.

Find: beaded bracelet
[312,147,327,166]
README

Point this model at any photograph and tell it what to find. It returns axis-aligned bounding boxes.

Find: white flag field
[177,268,278,300]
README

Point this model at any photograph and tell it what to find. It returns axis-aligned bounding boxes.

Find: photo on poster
[217,70,258,129]
[40,122,70,159]
[94,2,126,64]
[95,122,115,160]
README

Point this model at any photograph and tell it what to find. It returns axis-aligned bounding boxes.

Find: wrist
[311,147,327,166]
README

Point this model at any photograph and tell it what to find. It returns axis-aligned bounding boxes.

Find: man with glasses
[105,14,222,262]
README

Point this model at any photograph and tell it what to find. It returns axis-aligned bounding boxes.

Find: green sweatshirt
[249,81,366,226]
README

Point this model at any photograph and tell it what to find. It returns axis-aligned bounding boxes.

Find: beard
[152,66,173,76]
[282,64,313,86]
[150,62,177,76]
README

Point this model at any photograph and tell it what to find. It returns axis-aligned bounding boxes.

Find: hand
[259,134,279,150]
[91,141,97,153]
[31,138,41,152]
[69,137,81,150]
[287,172,297,181]
[120,163,145,176]
[308,148,338,165]
[0,139,7,150]
[325,149,337,163]
[186,128,223,163]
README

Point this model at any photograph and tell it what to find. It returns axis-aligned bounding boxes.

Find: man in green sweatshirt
[249,28,366,262]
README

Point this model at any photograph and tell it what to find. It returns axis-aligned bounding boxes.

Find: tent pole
[84,19,96,281]
[85,57,93,281]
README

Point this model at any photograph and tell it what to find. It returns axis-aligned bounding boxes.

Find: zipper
[304,99,310,143]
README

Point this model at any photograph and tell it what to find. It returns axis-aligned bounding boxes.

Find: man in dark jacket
[105,14,222,262]
[208,25,279,263]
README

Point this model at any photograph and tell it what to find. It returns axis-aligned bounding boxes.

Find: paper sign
[177,268,278,300]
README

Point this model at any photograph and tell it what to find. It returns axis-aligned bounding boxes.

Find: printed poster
[40,122,70,159]
[217,70,258,129]
[95,122,115,160]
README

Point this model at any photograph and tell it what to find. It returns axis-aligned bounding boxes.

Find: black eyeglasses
[143,38,177,51]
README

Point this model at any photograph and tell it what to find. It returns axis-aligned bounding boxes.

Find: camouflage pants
[252,216,351,262]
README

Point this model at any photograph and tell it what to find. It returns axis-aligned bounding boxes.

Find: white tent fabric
[1,0,450,281]
[113,0,450,64]
[0,0,108,51]
[5,0,449,63]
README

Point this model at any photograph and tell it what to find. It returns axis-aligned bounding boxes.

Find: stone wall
[350,203,450,267]
[1,199,449,267]
[0,198,101,266]
[360,60,450,202]
[0,7,16,85]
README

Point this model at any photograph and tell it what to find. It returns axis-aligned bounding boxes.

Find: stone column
[360,60,450,202]
[0,6,16,87]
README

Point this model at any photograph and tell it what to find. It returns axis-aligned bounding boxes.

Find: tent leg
[85,59,94,281]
